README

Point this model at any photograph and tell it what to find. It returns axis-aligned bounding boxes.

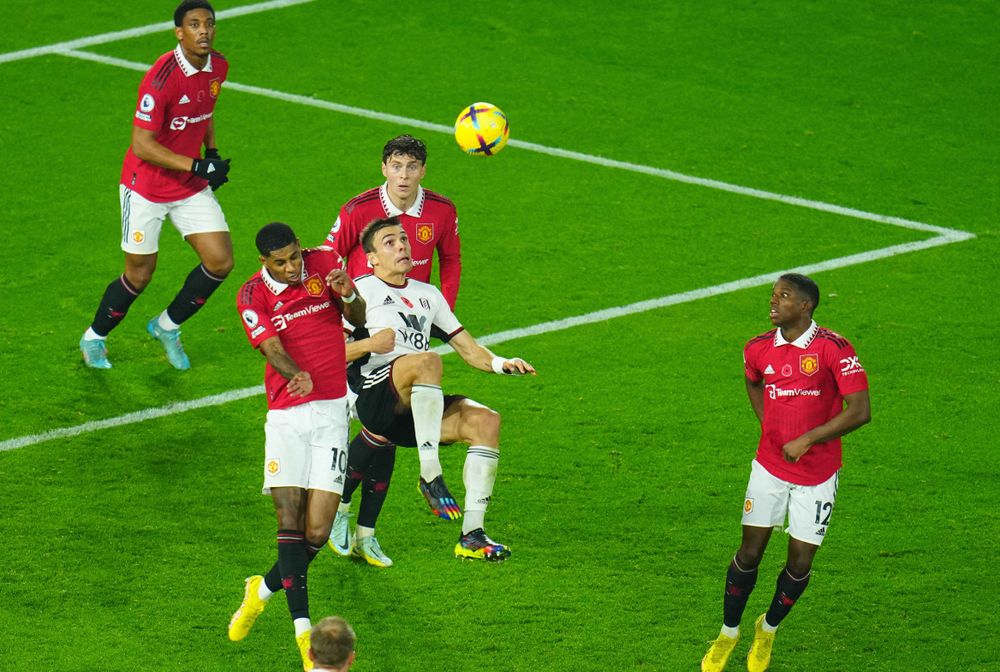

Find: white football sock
[356,525,374,539]
[293,618,311,637]
[257,580,273,602]
[157,310,180,331]
[721,625,739,638]
[462,445,499,535]
[338,501,351,514]
[411,384,444,482]
[83,328,104,341]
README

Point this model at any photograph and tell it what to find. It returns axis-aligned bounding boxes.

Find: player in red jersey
[325,135,460,308]
[80,1,234,371]
[227,222,366,671]
[324,136,462,566]
[702,274,871,672]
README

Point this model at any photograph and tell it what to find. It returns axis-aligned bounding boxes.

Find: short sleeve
[743,342,762,382]
[828,340,869,395]
[237,283,276,348]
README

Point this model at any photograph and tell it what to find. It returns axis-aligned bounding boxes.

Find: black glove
[191,156,230,190]
[204,147,221,160]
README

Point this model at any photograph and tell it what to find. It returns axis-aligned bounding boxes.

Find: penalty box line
[0,230,962,453]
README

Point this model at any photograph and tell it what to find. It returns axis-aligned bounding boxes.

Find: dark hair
[382,135,427,164]
[360,216,403,253]
[174,1,215,27]
[256,222,297,256]
[779,273,820,312]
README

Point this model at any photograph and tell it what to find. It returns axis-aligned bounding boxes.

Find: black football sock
[165,263,226,325]
[276,529,309,620]
[357,444,396,529]
[723,556,759,628]
[764,566,811,627]
[262,538,327,594]
[90,274,142,337]
[343,429,390,505]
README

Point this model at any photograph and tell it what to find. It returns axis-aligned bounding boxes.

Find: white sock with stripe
[462,445,499,535]
[411,383,444,482]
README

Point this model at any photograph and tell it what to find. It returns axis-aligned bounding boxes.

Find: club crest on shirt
[209,78,221,98]
[800,354,820,376]
[420,298,431,310]
[305,276,325,296]
[416,223,433,243]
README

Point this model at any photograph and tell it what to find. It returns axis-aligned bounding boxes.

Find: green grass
[0,1,997,670]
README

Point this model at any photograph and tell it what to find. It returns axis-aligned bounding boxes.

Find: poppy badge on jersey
[800,354,819,376]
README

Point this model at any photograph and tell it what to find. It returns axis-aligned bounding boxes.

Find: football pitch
[0,1,997,670]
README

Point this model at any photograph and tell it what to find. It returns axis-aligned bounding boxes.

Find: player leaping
[349,216,534,560]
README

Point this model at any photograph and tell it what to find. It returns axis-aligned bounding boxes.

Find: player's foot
[296,630,313,671]
[327,510,354,557]
[146,317,190,370]
[418,475,462,520]
[228,575,268,642]
[455,528,511,562]
[700,630,739,672]
[747,614,776,672]
[80,336,112,369]
[352,535,393,568]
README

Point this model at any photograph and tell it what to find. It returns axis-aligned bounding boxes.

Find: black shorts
[355,360,465,447]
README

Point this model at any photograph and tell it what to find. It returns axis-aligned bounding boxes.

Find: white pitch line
[0,0,315,65]
[0,231,966,454]
[56,49,974,242]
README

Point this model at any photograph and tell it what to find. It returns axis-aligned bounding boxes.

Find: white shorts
[262,397,349,495]
[120,185,228,254]
[741,459,839,546]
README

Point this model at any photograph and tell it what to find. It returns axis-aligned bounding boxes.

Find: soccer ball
[454,102,509,157]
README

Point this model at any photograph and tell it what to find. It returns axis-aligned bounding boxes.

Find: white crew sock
[461,445,499,535]
[83,328,105,341]
[157,310,180,331]
[356,525,374,539]
[721,625,739,638]
[293,618,311,637]
[257,580,273,602]
[411,383,444,481]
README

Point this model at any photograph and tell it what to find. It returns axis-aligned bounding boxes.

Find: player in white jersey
[347,216,535,561]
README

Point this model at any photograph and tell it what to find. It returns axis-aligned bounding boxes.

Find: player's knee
[736,546,764,569]
[468,407,501,445]
[125,265,155,290]
[203,255,234,278]
[305,525,332,548]
[413,351,443,378]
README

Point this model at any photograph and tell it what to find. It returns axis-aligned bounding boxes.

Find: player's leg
[148,190,231,369]
[81,186,164,368]
[703,461,787,672]
[746,471,836,672]
[440,398,510,561]
[330,427,390,556]
[352,441,397,567]
[390,352,446,483]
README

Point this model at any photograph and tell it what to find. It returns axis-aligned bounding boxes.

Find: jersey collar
[173,44,213,76]
[260,263,307,295]
[774,320,818,349]
[379,183,425,217]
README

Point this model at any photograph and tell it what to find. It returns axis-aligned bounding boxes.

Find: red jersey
[237,248,349,410]
[120,45,229,202]
[743,321,868,485]
[325,184,461,308]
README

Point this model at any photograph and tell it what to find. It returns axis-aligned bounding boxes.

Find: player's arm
[345,328,395,363]
[745,376,765,424]
[258,336,312,397]
[782,390,871,463]
[447,330,535,375]
[202,118,218,153]
[131,125,229,184]
[325,268,366,328]
[437,210,462,309]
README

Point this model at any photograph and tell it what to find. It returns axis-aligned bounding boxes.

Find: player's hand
[191,156,230,189]
[202,149,230,190]
[501,357,536,376]
[368,328,395,354]
[287,370,313,397]
[782,437,811,463]
[325,268,355,299]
